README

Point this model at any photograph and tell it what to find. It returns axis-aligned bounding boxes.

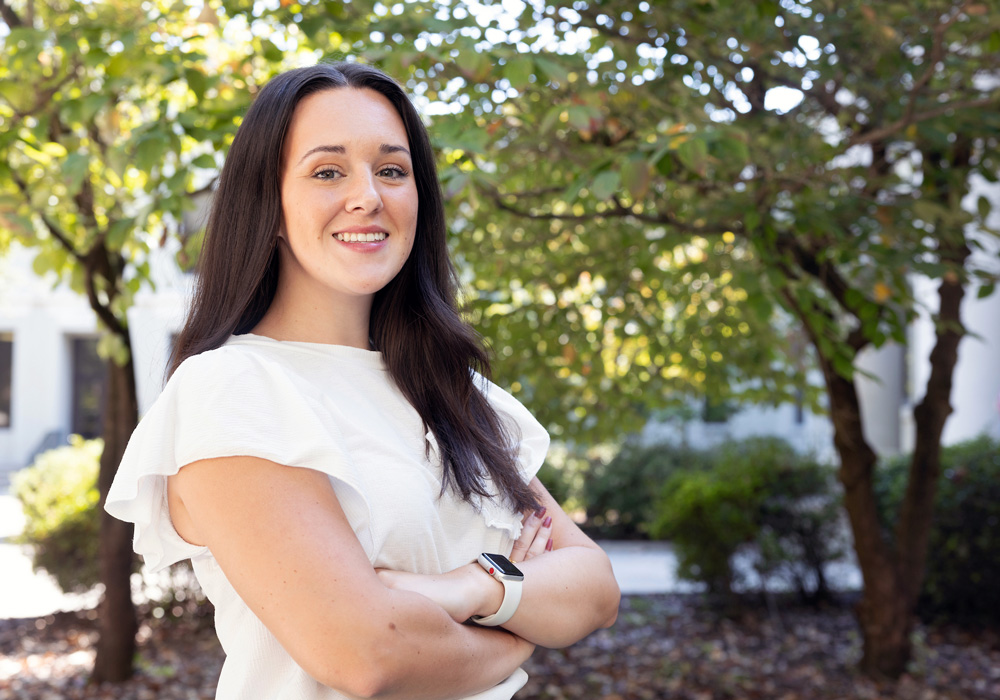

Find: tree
[243,0,1000,678]
[4,0,995,682]
[0,0,253,680]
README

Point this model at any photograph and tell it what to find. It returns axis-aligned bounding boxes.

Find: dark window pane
[0,332,11,428]
[71,337,107,439]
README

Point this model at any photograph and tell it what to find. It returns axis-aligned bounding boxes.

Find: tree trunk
[818,362,914,677]
[92,347,139,683]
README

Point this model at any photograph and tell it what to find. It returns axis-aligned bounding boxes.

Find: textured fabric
[106,333,550,700]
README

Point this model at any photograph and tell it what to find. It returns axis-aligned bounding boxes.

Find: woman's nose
[345,173,382,213]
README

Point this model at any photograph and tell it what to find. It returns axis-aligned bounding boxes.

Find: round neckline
[227,333,386,369]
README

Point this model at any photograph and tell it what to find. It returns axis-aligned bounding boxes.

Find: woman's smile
[332,225,389,245]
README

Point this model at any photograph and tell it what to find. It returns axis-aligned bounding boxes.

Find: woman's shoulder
[172,335,273,378]
[168,335,316,393]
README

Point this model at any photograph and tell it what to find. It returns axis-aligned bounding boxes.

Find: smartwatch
[471,553,524,627]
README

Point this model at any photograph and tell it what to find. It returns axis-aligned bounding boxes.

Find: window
[71,337,107,439]
[0,332,11,428]
[702,397,733,424]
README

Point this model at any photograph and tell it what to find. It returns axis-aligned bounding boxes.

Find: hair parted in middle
[170,61,540,513]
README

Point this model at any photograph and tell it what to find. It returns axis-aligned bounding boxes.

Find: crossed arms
[167,456,620,699]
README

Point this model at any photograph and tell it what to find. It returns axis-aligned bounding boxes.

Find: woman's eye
[313,168,342,180]
[378,166,408,179]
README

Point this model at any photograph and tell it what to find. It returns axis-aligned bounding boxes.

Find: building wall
[0,244,190,478]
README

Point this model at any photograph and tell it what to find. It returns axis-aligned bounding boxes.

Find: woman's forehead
[284,87,410,158]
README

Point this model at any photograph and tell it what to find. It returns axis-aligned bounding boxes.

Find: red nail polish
[542,516,552,527]
[535,507,547,519]
[545,538,553,551]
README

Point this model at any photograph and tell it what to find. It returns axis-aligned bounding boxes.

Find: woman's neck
[252,285,374,349]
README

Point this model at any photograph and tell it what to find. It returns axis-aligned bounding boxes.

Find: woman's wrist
[465,561,505,619]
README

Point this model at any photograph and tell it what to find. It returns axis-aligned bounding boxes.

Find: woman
[106,62,619,700]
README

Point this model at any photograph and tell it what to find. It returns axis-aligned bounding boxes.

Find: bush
[12,436,103,592]
[875,435,1000,624]
[582,440,700,539]
[651,437,844,600]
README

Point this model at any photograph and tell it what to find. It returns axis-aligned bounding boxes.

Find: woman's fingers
[524,514,553,560]
[509,507,547,563]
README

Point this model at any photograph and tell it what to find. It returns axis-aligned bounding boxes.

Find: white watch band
[472,554,523,627]
[473,575,522,626]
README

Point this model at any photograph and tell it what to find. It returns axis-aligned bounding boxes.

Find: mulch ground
[1,594,998,699]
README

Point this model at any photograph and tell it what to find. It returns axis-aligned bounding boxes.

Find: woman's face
[277,87,418,307]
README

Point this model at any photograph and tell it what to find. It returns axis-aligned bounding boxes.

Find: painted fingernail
[535,507,547,519]
[542,516,552,527]
[545,538,553,551]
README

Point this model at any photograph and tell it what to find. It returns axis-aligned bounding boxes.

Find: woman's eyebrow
[379,143,411,157]
[296,143,410,166]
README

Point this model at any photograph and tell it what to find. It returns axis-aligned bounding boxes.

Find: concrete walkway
[0,493,684,620]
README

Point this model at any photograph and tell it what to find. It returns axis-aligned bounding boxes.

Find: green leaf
[192,153,217,169]
[105,54,130,78]
[106,218,135,250]
[97,332,131,367]
[540,106,562,134]
[567,105,595,132]
[185,68,209,100]
[534,56,570,85]
[590,170,621,201]
[977,283,996,300]
[988,30,1000,54]
[443,171,471,199]
[504,55,535,90]
[32,247,67,277]
[832,354,854,379]
[81,94,107,123]
[263,39,284,63]
[134,136,168,173]
[977,195,992,221]
[621,155,652,200]
[62,153,90,195]
[677,137,709,176]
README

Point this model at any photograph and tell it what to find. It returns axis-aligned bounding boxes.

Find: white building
[0,243,190,483]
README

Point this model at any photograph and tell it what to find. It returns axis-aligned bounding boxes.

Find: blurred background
[1,0,998,698]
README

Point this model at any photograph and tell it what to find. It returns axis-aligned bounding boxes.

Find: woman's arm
[168,456,533,700]
[378,477,621,649]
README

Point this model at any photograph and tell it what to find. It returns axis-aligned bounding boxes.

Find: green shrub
[875,435,1000,624]
[582,440,700,539]
[536,442,595,513]
[651,437,844,599]
[12,436,103,592]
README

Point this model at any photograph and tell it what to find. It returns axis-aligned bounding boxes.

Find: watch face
[481,553,523,578]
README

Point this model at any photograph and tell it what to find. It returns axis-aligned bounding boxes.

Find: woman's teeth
[334,232,387,242]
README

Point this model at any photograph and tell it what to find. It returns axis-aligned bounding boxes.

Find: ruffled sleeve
[105,346,368,573]
[480,376,550,484]
[473,375,551,540]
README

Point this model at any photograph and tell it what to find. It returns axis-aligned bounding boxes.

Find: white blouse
[105,334,550,700]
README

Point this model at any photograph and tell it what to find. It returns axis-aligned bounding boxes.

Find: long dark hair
[170,62,539,513]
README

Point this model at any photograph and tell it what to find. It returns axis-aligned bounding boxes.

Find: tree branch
[482,183,733,234]
[0,0,23,28]
[10,170,86,262]
[82,245,128,338]
[848,94,1000,146]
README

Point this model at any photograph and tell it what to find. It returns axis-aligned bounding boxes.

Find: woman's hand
[376,564,502,623]
[377,507,555,625]
[509,507,553,563]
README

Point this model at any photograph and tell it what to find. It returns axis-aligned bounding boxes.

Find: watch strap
[472,574,522,626]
